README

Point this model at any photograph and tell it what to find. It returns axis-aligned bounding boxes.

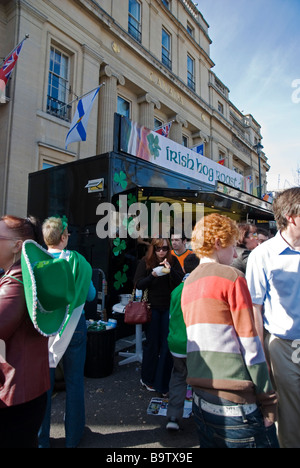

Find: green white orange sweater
[181,262,277,421]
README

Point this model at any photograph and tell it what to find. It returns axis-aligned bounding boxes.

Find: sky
[193,0,300,191]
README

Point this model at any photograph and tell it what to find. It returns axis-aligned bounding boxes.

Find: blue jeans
[193,398,279,448]
[38,314,87,448]
[141,307,173,393]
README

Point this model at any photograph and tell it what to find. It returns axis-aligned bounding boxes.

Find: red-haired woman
[0,215,50,448]
[134,238,184,395]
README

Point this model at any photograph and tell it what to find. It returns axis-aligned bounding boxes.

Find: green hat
[21,240,76,337]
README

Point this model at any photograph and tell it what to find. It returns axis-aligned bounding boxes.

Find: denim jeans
[38,314,87,448]
[141,307,173,393]
[192,398,279,448]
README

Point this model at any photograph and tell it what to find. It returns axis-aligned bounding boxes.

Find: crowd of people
[0,215,94,448]
[1,187,300,448]
[137,187,300,449]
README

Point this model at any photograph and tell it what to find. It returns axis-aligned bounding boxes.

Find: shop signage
[120,117,244,191]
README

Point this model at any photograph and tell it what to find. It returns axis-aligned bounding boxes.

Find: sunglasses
[154,246,169,252]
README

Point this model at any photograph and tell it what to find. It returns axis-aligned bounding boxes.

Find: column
[81,45,103,158]
[97,65,125,154]
[169,114,188,144]
[138,93,160,129]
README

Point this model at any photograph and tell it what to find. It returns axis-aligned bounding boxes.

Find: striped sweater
[181,262,277,420]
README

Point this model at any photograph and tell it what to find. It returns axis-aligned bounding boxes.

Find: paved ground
[48,335,199,450]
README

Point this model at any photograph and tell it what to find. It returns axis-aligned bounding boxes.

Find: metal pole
[254,141,263,198]
[0,34,29,69]
[57,83,105,111]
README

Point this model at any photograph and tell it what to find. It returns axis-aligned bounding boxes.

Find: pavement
[48,334,199,450]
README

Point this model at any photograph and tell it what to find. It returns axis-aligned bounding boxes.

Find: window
[42,162,56,170]
[162,0,170,9]
[47,46,70,121]
[154,118,162,129]
[128,0,141,42]
[187,22,194,37]
[218,101,224,114]
[187,55,195,91]
[162,29,172,70]
[182,135,188,147]
[117,96,130,118]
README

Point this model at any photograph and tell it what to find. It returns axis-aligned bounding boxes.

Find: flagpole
[0,34,29,69]
[155,119,174,131]
[58,83,105,112]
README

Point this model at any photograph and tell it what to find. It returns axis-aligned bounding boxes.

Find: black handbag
[124,289,151,325]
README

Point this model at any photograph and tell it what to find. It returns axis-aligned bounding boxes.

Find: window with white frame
[47,46,71,121]
[128,0,141,42]
[162,29,172,70]
[187,54,195,91]
[117,96,130,118]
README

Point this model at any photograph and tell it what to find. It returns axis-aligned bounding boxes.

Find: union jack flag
[0,39,26,92]
[155,121,172,138]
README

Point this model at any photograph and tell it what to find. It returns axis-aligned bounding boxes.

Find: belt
[193,394,257,418]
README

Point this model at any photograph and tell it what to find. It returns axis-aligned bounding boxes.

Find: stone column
[81,45,103,158]
[169,114,188,144]
[138,93,160,129]
[97,65,125,154]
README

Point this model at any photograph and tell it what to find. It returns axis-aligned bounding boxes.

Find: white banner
[120,118,245,191]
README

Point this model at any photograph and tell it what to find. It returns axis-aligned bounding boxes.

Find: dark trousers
[141,307,173,393]
[0,392,47,448]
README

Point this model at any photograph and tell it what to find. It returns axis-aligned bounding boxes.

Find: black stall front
[27,114,274,325]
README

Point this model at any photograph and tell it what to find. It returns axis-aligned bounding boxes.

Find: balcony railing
[162,51,172,70]
[128,21,142,43]
[187,73,195,91]
[46,95,71,121]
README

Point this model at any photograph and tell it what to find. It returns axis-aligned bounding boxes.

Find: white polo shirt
[246,231,300,340]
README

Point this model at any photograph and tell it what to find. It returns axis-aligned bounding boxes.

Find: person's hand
[160,259,171,269]
[263,417,273,428]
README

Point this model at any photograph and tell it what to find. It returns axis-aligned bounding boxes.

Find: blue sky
[194,0,300,191]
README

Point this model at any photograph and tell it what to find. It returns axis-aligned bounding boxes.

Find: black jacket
[133,256,184,309]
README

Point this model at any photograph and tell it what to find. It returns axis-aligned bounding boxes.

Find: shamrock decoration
[147,133,161,159]
[114,264,129,290]
[113,237,127,256]
[127,193,137,206]
[114,171,128,189]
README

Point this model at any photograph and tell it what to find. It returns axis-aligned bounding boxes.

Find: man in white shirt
[246,187,300,448]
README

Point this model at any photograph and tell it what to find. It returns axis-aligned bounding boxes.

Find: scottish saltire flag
[0,38,26,98]
[155,121,172,138]
[65,86,100,149]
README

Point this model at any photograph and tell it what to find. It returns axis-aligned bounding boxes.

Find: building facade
[0,0,269,217]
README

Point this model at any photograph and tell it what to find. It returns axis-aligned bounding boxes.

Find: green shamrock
[114,171,128,189]
[113,264,129,290]
[147,133,161,159]
[113,237,127,256]
[127,193,137,206]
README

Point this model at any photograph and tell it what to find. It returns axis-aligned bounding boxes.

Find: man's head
[183,253,199,273]
[170,233,187,254]
[273,188,300,231]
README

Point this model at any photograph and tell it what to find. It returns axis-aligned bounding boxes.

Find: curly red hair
[192,213,239,258]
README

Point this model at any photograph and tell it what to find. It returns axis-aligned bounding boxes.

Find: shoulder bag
[124,289,151,325]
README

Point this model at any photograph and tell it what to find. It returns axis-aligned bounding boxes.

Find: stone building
[0,0,269,216]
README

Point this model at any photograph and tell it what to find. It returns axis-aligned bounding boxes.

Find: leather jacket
[0,261,50,407]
